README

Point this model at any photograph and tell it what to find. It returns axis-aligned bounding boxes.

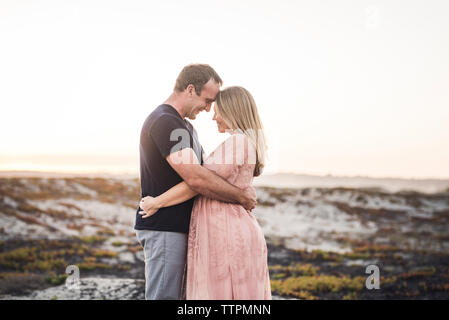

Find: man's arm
[166,148,256,210]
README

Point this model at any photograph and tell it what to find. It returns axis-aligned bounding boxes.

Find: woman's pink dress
[186,133,272,300]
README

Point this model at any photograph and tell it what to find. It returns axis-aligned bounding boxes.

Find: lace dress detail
[186,133,272,300]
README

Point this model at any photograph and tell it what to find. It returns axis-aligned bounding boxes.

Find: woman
[139,86,271,300]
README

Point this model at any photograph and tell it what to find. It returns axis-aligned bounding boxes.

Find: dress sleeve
[234,133,257,170]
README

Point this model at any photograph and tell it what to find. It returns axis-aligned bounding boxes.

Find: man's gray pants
[135,230,188,300]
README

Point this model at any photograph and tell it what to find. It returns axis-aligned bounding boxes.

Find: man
[134,64,257,300]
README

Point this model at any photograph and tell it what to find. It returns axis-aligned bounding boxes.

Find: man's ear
[186,84,195,96]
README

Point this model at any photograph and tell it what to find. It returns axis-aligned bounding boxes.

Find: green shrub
[45,273,68,286]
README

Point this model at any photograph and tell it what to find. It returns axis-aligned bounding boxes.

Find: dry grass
[271,275,365,299]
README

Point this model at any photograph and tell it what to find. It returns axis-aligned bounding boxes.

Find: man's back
[134,104,203,234]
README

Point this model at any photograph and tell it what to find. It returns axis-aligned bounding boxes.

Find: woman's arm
[155,181,198,207]
[139,181,198,218]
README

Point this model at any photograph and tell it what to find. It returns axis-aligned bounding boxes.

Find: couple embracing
[134,64,271,300]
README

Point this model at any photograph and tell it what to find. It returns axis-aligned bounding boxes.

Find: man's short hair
[174,64,223,95]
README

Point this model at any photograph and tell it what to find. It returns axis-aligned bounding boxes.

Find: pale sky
[1,0,449,178]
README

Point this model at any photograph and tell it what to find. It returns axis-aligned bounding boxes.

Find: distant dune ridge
[253,173,449,194]
[2,170,449,193]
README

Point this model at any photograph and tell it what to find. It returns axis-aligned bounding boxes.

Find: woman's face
[212,103,230,133]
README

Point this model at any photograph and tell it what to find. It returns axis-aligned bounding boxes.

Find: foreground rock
[0,277,293,300]
[1,277,145,300]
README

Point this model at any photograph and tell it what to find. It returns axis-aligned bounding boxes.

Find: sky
[1,0,448,178]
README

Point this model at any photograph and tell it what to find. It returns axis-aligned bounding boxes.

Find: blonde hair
[215,86,267,176]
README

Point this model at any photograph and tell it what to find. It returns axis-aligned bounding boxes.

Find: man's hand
[239,186,257,212]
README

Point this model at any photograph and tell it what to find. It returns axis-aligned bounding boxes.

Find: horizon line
[1,169,449,182]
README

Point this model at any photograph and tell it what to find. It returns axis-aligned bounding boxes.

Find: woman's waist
[194,195,239,205]
[192,196,256,218]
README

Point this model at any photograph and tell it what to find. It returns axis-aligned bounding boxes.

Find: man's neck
[164,92,186,119]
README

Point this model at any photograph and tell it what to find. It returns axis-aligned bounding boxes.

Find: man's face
[186,78,220,120]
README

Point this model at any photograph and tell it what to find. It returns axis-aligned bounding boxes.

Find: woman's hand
[139,196,161,218]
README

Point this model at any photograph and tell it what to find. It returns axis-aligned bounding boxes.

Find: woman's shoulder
[223,132,254,145]
[227,133,256,152]
[224,133,257,165]
[206,133,255,160]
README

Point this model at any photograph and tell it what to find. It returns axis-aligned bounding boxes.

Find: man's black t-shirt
[134,104,204,234]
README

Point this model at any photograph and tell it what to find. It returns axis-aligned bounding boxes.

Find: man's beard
[188,108,201,120]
